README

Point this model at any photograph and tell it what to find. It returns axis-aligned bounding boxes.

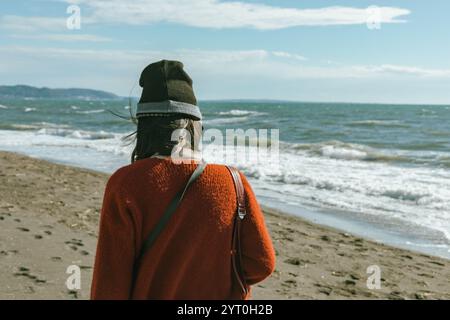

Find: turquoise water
[1,98,449,258]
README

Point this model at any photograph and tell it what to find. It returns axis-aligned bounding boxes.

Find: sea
[1,98,449,259]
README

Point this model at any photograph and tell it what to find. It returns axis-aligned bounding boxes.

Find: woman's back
[91,157,275,299]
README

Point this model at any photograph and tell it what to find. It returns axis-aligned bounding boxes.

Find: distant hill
[0,85,120,100]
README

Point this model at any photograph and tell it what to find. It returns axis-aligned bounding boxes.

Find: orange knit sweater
[91,157,276,300]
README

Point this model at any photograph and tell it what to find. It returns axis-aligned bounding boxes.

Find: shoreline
[3,146,449,260]
[0,151,449,299]
[1,127,449,261]
[259,200,450,260]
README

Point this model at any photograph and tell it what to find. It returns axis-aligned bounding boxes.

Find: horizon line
[1,84,450,107]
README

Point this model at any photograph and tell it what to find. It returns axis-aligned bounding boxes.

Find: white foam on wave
[320,144,368,160]
[203,141,450,243]
[347,120,408,127]
[0,127,449,245]
[0,104,8,109]
[204,116,249,125]
[24,107,36,112]
[4,122,72,131]
[75,109,105,114]
[284,140,390,161]
[37,128,117,140]
[281,140,450,166]
[0,128,132,158]
[218,109,267,116]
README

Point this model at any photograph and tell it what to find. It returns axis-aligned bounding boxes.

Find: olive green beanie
[137,60,202,120]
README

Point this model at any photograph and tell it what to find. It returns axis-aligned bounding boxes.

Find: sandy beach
[0,151,449,300]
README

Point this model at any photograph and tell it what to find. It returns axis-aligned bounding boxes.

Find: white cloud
[9,33,112,42]
[1,45,449,103]
[67,0,410,30]
[2,45,449,81]
[0,15,109,42]
[0,15,66,32]
[354,64,450,77]
[272,51,307,61]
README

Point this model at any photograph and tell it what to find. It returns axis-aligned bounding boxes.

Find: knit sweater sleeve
[91,174,136,300]
[239,172,276,285]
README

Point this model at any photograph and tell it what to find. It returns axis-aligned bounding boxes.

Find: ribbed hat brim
[136,100,202,120]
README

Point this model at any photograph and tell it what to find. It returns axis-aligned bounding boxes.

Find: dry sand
[0,151,449,300]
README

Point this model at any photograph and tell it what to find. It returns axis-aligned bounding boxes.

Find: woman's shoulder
[105,158,158,190]
[106,159,250,190]
[203,163,252,191]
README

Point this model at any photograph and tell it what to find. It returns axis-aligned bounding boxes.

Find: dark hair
[131,114,202,163]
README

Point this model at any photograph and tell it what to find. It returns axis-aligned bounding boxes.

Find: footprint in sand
[14,267,33,278]
[17,227,30,232]
[65,239,85,252]
[1,249,18,256]
[65,239,84,247]
[68,290,79,299]
[80,265,92,270]
[14,266,47,285]
[344,279,356,286]
[428,260,445,267]
[418,273,434,278]
[34,235,43,240]
[389,291,406,300]
[349,274,361,280]
[284,257,310,266]
[51,256,62,262]
[282,279,297,288]
[314,283,333,296]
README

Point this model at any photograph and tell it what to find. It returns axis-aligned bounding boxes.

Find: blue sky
[0,0,450,104]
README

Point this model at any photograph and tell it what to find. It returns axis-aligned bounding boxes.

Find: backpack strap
[133,161,207,279]
[226,166,249,297]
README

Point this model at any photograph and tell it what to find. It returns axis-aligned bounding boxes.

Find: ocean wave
[75,109,105,114]
[0,124,42,130]
[218,110,267,116]
[0,122,71,131]
[380,190,431,202]
[24,107,36,112]
[400,141,448,150]
[204,116,249,125]
[1,126,450,242]
[227,149,450,241]
[282,140,405,162]
[0,104,8,109]
[346,120,409,128]
[281,140,450,170]
[320,144,369,161]
[37,128,117,140]
[429,130,450,137]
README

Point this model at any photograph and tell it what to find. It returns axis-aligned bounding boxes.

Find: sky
[0,0,450,104]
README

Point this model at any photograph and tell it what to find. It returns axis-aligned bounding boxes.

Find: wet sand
[0,151,449,299]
